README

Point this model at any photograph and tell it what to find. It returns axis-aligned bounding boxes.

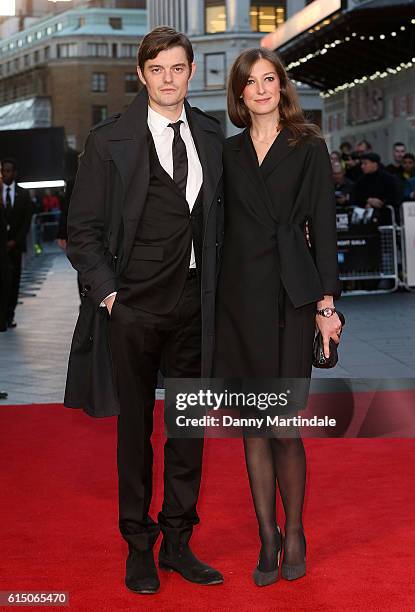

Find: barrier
[400,201,415,291]
[24,211,61,267]
[336,205,399,295]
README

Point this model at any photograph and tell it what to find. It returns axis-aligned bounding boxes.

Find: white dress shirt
[2,181,16,207]
[101,104,203,307]
[147,104,203,268]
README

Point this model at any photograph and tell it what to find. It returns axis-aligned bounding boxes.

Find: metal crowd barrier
[24,211,61,267]
[336,205,399,295]
[400,201,415,292]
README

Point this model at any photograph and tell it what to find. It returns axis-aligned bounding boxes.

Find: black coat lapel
[234,130,277,222]
[259,127,295,179]
[186,100,222,220]
[107,88,150,268]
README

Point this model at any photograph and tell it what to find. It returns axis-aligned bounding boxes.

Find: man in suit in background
[0,173,10,332]
[1,158,33,328]
[67,27,224,594]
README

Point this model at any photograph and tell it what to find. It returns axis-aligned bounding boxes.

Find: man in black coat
[1,158,33,327]
[66,28,224,594]
[351,152,398,223]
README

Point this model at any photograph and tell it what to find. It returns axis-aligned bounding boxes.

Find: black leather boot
[158,540,223,585]
[125,547,160,594]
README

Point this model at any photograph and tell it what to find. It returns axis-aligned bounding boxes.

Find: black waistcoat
[116,132,203,314]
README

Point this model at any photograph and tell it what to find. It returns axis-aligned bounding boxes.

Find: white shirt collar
[3,181,15,195]
[147,104,187,136]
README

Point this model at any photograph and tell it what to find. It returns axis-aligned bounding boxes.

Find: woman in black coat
[214,48,342,586]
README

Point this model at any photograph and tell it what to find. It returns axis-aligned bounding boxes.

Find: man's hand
[366,197,384,209]
[6,239,16,250]
[57,238,67,250]
[104,293,116,315]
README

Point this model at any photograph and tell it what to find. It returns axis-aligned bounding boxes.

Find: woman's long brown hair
[227,48,321,146]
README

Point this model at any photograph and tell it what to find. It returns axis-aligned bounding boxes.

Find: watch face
[323,307,334,317]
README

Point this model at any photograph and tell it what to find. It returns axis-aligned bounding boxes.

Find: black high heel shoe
[281,528,306,581]
[253,526,282,587]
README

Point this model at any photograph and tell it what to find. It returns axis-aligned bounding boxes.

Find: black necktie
[168,120,188,194]
[5,187,12,217]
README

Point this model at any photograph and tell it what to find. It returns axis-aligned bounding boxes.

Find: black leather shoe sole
[159,561,223,585]
[126,583,159,595]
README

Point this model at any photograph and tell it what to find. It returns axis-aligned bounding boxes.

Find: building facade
[0,6,147,149]
[148,0,322,136]
[262,0,415,160]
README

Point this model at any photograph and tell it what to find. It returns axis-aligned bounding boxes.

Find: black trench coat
[64,89,224,417]
[214,128,341,380]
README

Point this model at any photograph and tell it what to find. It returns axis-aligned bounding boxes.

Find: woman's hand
[315,312,342,359]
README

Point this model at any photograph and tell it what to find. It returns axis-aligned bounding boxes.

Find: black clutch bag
[312,311,345,369]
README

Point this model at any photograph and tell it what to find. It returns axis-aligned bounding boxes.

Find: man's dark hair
[356,139,372,151]
[403,152,415,161]
[137,26,194,72]
[1,157,17,170]
[361,152,381,164]
[393,142,406,148]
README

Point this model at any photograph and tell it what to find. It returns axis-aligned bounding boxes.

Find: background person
[386,142,407,178]
[1,158,33,328]
[351,152,398,222]
[332,161,354,207]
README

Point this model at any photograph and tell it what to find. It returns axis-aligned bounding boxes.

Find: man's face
[137,46,195,112]
[1,162,17,185]
[394,145,406,164]
[403,157,415,174]
[361,159,378,174]
[356,142,370,155]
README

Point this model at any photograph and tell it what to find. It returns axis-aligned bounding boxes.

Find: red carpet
[1,402,415,611]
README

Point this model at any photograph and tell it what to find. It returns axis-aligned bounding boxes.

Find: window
[87,43,109,57]
[125,73,137,94]
[91,72,107,93]
[109,17,122,30]
[205,1,226,34]
[92,105,107,125]
[250,1,286,33]
[120,44,136,58]
[24,54,30,67]
[57,43,78,58]
[44,46,50,61]
[204,53,226,90]
[14,57,20,70]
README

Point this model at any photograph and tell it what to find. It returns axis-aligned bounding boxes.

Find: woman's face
[241,58,281,119]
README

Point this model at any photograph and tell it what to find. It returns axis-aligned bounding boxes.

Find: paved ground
[0,249,414,405]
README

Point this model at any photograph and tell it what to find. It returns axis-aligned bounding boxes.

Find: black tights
[243,432,306,571]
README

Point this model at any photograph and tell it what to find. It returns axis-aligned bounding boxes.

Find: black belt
[187,268,197,279]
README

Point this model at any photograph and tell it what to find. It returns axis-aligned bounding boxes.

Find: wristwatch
[316,306,336,317]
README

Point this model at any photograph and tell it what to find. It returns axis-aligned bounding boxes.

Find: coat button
[217,197,222,204]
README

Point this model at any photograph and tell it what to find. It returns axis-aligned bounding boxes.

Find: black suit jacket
[6,185,33,251]
[0,203,10,330]
[67,89,224,389]
[224,129,341,307]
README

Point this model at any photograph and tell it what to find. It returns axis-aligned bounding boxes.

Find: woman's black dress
[214,128,339,394]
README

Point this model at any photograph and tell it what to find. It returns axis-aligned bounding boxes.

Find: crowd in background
[331,140,415,224]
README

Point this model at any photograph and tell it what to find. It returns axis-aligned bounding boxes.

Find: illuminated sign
[261,0,342,50]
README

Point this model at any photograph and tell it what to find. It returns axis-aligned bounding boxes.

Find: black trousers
[7,247,22,323]
[108,275,203,552]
